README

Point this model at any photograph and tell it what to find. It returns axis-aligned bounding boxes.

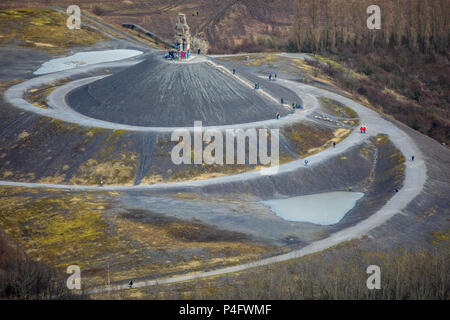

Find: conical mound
[67,54,289,127]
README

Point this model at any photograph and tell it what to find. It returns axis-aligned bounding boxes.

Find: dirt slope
[0,0,296,53]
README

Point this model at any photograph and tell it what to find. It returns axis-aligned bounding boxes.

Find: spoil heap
[67,53,290,127]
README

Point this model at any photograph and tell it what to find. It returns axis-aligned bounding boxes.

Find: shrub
[92,5,103,16]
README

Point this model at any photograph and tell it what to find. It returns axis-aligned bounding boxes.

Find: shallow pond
[33,49,143,75]
[262,192,364,225]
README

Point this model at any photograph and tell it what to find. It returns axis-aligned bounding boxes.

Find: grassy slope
[0,187,273,288]
[0,8,108,54]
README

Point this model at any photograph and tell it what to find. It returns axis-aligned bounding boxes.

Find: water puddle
[33,49,143,75]
[262,192,364,225]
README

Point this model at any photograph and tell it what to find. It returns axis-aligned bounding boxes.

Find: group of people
[276,112,281,119]
[166,48,193,61]
[179,49,191,60]
[254,83,260,90]
[279,99,302,109]
[360,126,368,133]
[269,73,278,81]
[166,50,178,60]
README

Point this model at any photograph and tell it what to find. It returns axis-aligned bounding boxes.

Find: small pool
[262,192,364,225]
[33,49,143,75]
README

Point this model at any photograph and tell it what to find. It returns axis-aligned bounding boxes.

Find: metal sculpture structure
[174,13,191,59]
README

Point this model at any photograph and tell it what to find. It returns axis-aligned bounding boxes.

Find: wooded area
[293,0,448,54]
[293,0,449,144]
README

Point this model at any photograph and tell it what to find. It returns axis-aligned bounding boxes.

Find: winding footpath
[1,53,427,293]
[6,55,304,133]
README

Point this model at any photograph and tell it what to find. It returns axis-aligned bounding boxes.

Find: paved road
[1,52,427,294]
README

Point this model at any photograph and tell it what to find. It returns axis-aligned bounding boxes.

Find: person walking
[128,280,133,288]
[333,141,336,148]
[269,73,272,81]
[281,97,284,104]
[274,73,277,81]
[232,68,236,75]
[304,160,309,167]
[412,155,415,161]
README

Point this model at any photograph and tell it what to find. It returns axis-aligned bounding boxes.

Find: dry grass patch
[24,79,70,109]
[282,121,350,158]
[318,97,359,119]
[0,190,272,287]
[70,153,138,185]
[0,9,107,54]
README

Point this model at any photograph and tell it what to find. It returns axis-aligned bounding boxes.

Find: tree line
[293,0,449,55]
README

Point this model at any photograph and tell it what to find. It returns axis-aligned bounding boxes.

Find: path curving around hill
[5,55,312,133]
[1,52,427,294]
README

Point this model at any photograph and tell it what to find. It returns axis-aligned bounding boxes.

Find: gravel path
[5,56,312,133]
[88,78,427,294]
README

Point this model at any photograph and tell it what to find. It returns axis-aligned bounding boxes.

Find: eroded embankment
[182,135,404,199]
[0,97,352,185]
[118,135,405,246]
[0,135,406,289]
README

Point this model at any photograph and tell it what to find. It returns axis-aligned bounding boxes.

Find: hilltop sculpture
[174,13,191,58]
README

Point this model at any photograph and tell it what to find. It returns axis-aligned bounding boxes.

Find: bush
[92,5,104,16]
[190,37,208,54]
[254,36,278,50]
[181,247,449,300]
[0,231,82,300]
[306,47,450,145]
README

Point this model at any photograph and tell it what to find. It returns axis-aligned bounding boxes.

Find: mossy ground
[310,54,362,79]
[282,121,351,158]
[0,116,139,185]
[0,187,272,288]
[318,97,359,119]
[141,131,296,185]
[0,9,108,54]
[24,79,70,109]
